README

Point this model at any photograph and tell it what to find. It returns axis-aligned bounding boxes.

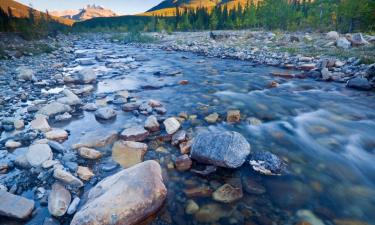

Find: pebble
[163,117,181,134]
[77,166,94,181]
[77,147,103,160]
[175,154,192,171]
[227,110,241,123]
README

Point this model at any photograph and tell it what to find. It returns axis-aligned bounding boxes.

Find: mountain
[143,0,256,16]
[50,5,117,21]
[0,0,74,25]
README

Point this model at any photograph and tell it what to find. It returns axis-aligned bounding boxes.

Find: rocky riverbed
[0,32,375,225]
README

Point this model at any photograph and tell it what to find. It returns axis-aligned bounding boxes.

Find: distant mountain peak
[50,4,117,21]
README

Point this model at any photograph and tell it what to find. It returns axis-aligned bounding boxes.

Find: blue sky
[17,0,162,15]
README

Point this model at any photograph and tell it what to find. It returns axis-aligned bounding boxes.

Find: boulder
[0,190,34,220]
[227,110,241,123]
[72,130,118,149]
[190,131,251,168]
[57,89,81,106]
[95,107,117,120]
[348,33,369,46]
[346,76,372,91]
[65,68,97,84]
[37,102,72,118]
[26,144,53,167]
[326,31,339,40]
[48,183,71,217]
[144,115,160,132]
[30,116,51,132]
[70,160,167,225]
[163,117,180,134]
[112,140,148,168]
[336,37,351,49]
[16,66,34,81]
[120,126,149,142]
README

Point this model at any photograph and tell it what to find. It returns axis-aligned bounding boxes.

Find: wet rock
[70,160,167,225]
[14,119,24,130]
[65,68,97,84]
[212,183,243,203]
[77,166,94,181]
[247,117,262,126]
[175,154,192,171]
[144,115,160,132]
[0,190,35,220]
[163,117,181,134]
[82,103,98,111]
[26,144,53,167]
[45,129,68,141]
[72,130,118,149]
[30,116,51,132]
[190,131,251,168]
[43,217,60,225]
[179,140,192,154]
[16,66,34,81]
[227,110,241,123]
[296,210,325,225]
[205,113,219,123]
[333,219,370,225]
[57,89,81,106]
[249,151,286,176]
[191,165,217,176]
[122,102,140,111]
[78,147,102,160]
[67,197,80,215]
[346,77,372,90]
[194,203,229,223]
[5,140,21,149]
[185,200,199,215]
[53,169,83,188]
[120,126,149,142]
[171,130,187,146]
[55,112,72,122]
[242,178,266,195]
[326,31,339,40]
[321,68,332,81]
[95,107,117,120]
[48,141,65,153]
[112,140,148,168]
[38,102,72,118]
[336,37,351,49]
[184,186,213,198]
[48,183,71,217]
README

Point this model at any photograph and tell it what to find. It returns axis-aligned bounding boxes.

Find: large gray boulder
[0,190,35,220]
[16,66,35,81]
[37,102,72,117]
[190,131,251,168]
[70,160,167,225]
[26,144,53,167]
[336,37,351,49]
[64,68,97,84]
[346,76,372,90]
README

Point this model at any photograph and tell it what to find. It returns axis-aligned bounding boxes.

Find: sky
[16,0,162,15]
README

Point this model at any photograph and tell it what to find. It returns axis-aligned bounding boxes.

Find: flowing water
[22,39,375,225]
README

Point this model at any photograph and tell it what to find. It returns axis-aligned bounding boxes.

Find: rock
[120,126,149,142]
[67,197,80,215]
[82,103,98,111]
[336,37,351,49]
[179,140,192,154]
[112,140,148,168]
[43,217,60,225]
[348,33,369,46]
[95,107,117,120]
[38,102,72,117]
[53,169,83,188]
[321,68,332,81]
[70,160,167,225]
[249,151,286,176]
[175,154,192,171]
[57,89,81,106]
[346,76,372,90]
[205,113,219,123]
[31,116,51,132]
[227,110,241,123]
[171,130,187,146]
[212,183,243,203]
[184,186,213,198]
[54,112,72,121]
[122,102,140,111]
[144,115,160,132]
[26,144,53,167]
[194,203,229,223]
[66,68,97,84]
[78,147,102,160]
[242,178,266,194]
[45,129,68,141]
[333,219,370,225]
[48,141,65,153]
[191,165,217,176]
[48,183,71,217]
[5,140,21,149]
[163,117,181,134]
[16,66,34,81]
[14,119,24,130]
[185,200,199,215]
[190,131,251,168]
[0,190,34,220]
[179,80,189,85]
[296,210,325,225]
[42,160,58,169]
[326,31,339,40]
[72,130,117,149]
[77,166,94,181]
[247,117,262,126]
[365,64,375,82]
[300,63,316,71]
[334,60,345,67]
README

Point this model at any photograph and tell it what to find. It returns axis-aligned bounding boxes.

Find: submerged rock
[48,183,71,217]
[0,190,35,220]
[144,115,160,132]
[95,107,117,120]
[112,140,148,168]
[249,151,286,176]
[190,131,251,168]
[346,77,372,91]
[38,102,72,118]
[70,160,167,225]
[163,117,180,134]
[120,126,149,142]
[212,183,243,203]
[26,144,53,167]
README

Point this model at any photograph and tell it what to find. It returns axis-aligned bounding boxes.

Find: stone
[45,129,68,141]
[26,144,53,167]
[349,33,369,46]
[72,130,118,149]
[95,107,117,120]
[205,113,219,123]
[38,102,72,117]
[70,160,167,225]
[184,186,213,198]
[191,165,217,176]
[66,68,97,84]
[175,154,192,171]
[190,131,251,168]
[171,130,187,146]
[321,68,332,81]
[67,197,80,215]
[120,126,149,142]
[249,151,286,176]
[57,89,81,106]
[179,140,192,154]
[42,160,58,169]
[326,31,339,40]
[144,115,160,132]
[122,102,140,111]
[0,190,34,220]
[43,217,60,225]
[185,200,199,215]
[5,140,21,149]
[48,183,71,217]
[112,140,148,168]
[346,77,372,91]
[48,141,65,153]
[82,103,98,111]
[212,183,243,203]
[194,203,229,223]
[78,147,102,160]
[247,117,262,126]
[336,37,351,49]
[16,66,34,81]
[163,117,181,134]
[300,63,316,71]
[296,210,325,225]
[242,178,266,195]
[31,116,51,132]
[227,110,241,123]
[333,219,370,225]
[54,112,72,121]
[14,119,24,130]
[77,166,94,181]
[53,169,83,188]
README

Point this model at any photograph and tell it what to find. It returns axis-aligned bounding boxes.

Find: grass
[110,31,158,44]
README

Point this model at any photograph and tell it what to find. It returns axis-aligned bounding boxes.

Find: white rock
[26,144,53,167]
[163,117,181,134]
